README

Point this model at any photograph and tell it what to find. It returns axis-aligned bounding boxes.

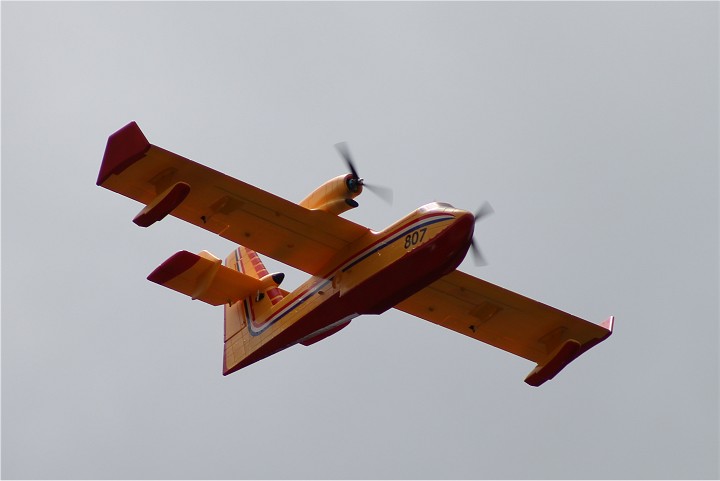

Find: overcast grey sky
[2,1,718,479]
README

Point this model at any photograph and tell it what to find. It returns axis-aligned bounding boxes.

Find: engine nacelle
[298,174,362,215]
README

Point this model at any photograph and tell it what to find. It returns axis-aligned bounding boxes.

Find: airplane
[97,121,614,387]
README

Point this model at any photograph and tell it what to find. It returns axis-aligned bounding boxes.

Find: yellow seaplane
[97,122,614,386]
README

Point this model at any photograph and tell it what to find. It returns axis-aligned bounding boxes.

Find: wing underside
[97,122,369,276]
[395,270,613,386]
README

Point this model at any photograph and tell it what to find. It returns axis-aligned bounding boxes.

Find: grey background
[2,2,718,479]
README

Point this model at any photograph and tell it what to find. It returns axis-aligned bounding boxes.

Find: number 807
[404,228,427,249]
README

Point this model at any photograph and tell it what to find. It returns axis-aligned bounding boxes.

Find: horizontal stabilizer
[148,250,264,306]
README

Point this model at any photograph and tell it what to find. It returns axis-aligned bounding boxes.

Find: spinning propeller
[470,201,494,266]
[335,142,393,204]
[335,141,490,266]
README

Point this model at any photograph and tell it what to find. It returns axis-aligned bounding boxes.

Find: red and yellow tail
[222,246,286,374]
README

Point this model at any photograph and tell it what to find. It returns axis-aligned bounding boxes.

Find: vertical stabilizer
[222,246,286,374]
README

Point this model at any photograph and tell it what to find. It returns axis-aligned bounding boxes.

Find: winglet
[600,315,615,332]
[524,316,615,387]
[97,121,150,186]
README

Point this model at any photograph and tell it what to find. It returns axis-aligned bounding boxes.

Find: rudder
[223,246,286,374]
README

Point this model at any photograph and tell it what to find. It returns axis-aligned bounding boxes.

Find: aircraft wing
[394,270,614,386]
[97,122,369,276]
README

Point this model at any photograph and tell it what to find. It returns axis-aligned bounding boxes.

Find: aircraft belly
[350,213,473,315]
[226,292,358,373]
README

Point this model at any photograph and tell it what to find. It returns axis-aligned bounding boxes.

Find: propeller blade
[470,239,488,266]
[363,182,394,204]
[469,201,494,266]
[334,141,394,203]
[474,201,494,222]
[334,141,359,180]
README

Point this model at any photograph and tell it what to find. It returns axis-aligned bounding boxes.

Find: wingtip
[97,121,150,186]
[147,250,199,285]
[600,315,615,333]
[524,316,616,387]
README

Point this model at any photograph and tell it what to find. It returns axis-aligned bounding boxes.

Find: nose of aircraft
[422,203,481,263]
[440,210,475,257]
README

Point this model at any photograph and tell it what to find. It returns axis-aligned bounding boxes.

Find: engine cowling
[298,174,363,215]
